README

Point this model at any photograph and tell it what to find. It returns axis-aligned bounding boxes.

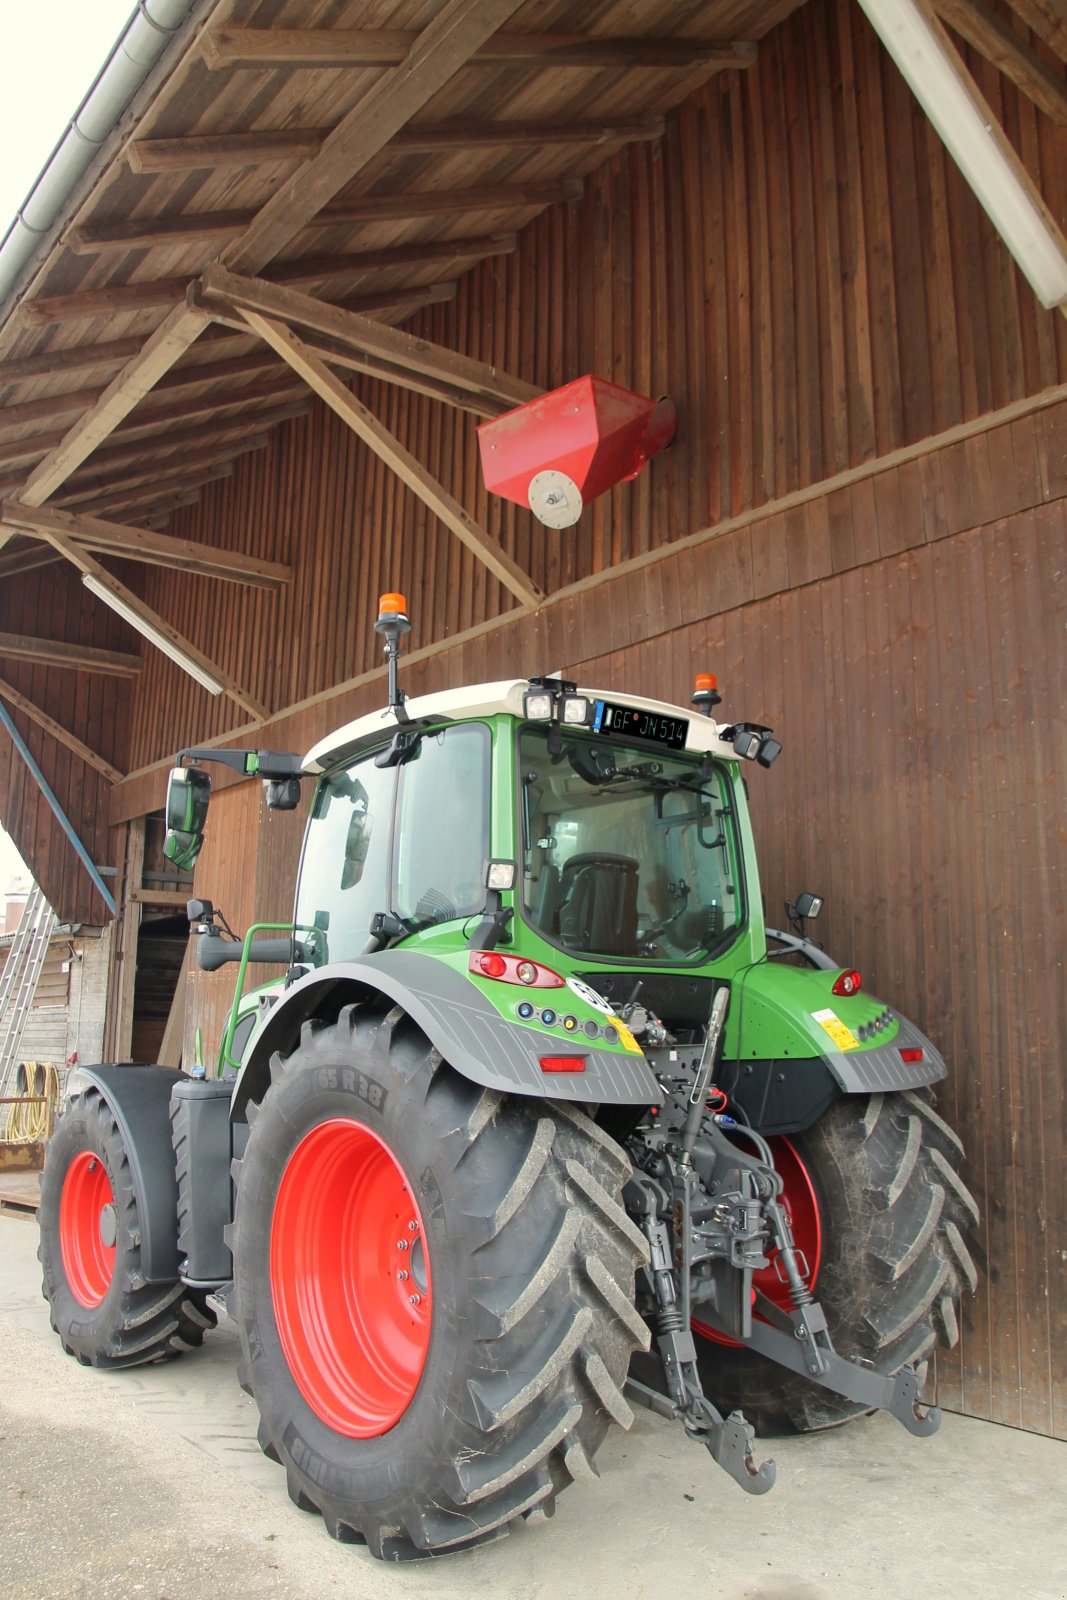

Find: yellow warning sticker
[812,1008,860,1052]
[613,1020,645,1055]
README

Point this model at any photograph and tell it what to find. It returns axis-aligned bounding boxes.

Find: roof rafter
[201,28,758,72]
[0,630,142,678]
[934,0,1067,122]
[202,266,540,411]
[223,0,534,274]
[238,307,544,610]
[0,675,122,783]
[2,502,292,591]
[38,529,268,721]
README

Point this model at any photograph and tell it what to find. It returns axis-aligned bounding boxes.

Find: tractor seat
[556,853,640,957]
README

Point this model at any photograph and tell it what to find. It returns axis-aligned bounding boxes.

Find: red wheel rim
[59,1150,117,1308]
[693,1135,822,1348]
[270,1118,432,1438]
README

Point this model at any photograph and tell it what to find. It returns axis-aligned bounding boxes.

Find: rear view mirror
[164,766,211,871]
[340,780,371,890]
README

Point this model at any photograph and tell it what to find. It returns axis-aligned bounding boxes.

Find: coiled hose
[2,1061,60,1142]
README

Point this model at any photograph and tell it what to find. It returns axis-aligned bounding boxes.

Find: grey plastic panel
[823,1013,946,1094]
[236,949,663,1110]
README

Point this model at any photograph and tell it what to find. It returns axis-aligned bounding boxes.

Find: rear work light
[831,970,862,997]
[899,1047,925,1064]
[469,951,565,988]
[539,1055,586,1073]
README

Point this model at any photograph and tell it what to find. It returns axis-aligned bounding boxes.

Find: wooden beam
[0,431,68,471]
[90,401,307,468]
[39,529,268,721]
[264,234,518,286]
[153,348,282,393]
[0,388,104,435]
[113,379,307,433]
[223,0,531,275]
[323,178,584,223]
[203,267,541,409]
[20,279,193,326]
[70,211,256,255]
[130,887,192,906]
[391,115,664,152]
[0,545,59,582]
[934,0,1067,122]
[0,338,144,385]
[1002,0,1067,61]
[240,309,544,610]
[22,259,469,328]
[18,301,208,508]
[2,502,291,591]
[197,281,458,335]
[0,631,142,678]
[68,182,585,258]
[113,819,145,1060]
[57,437,272,507]
[64,467,236,524]
[202,28,758,71]
[299,337,499,415]
[0,676,123,782]
[129,129,327,174]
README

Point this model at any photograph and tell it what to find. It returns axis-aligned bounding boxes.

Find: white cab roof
[304,680,738,771]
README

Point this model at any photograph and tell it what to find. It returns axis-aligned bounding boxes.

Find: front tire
[232,1004,650,1560]
[38,1086,216,1367]
[697,1089,980,1432]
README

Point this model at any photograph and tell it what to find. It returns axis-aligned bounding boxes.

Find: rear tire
[38,1086,216,1367]
[232,1003,650,1559]
[697,1089,980,1432]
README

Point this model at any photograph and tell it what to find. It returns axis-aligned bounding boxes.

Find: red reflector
[468,951,565,988]
[899,1047,925,1064]
[474,951,507,978]
[539,1055,586,1073]
[831,969,862,997]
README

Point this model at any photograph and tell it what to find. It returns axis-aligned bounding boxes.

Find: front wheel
[38,1086,216,1366]
[232,1004,651,1560]
[696,1089,980,1432]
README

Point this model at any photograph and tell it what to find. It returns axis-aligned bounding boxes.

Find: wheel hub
[270,1118,433,1438]
[59,1151,117,1308]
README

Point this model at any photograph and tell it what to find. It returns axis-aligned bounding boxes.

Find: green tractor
[38,595,978,1560]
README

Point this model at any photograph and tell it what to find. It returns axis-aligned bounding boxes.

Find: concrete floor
[1,1211,1064,1600]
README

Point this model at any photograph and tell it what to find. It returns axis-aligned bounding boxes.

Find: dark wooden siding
[110,0,1066,774]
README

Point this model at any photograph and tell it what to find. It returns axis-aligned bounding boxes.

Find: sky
[1,6,135,889]
[0,1,140,236]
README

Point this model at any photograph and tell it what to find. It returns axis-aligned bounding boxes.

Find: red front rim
[59,1150,117,1308]
[693,1135,822,1349]
[270,1118,432,1438]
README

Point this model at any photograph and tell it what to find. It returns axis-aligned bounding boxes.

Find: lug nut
[408,1220,419,1232]
[408,1294,421,1306]
[396,1239,408,1251]
[397,1270,408,1281]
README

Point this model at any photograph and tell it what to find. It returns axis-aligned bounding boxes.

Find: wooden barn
[0,0,1063,1442]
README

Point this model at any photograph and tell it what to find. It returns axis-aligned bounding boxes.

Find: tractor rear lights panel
[832,970,863,997]
[592,699,689,751]
[857,1008,895,1043]
[469,951,564,988]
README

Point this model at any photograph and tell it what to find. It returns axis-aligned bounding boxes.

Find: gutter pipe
[0,0,199,308]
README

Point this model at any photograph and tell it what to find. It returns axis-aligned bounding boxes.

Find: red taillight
[539,1055,586,1073]
[831,970,862,997]
[899,1047,925,1064]
[468,951,565,988]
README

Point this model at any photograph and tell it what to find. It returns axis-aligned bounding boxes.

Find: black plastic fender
[232,949,664,1120]
[63,1064,184,1284]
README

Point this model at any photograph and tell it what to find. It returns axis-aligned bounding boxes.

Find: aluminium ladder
[0,885,57,1097]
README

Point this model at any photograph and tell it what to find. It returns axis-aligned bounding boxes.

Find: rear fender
[232,949,662,1119]
[63,1064,183,1284]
